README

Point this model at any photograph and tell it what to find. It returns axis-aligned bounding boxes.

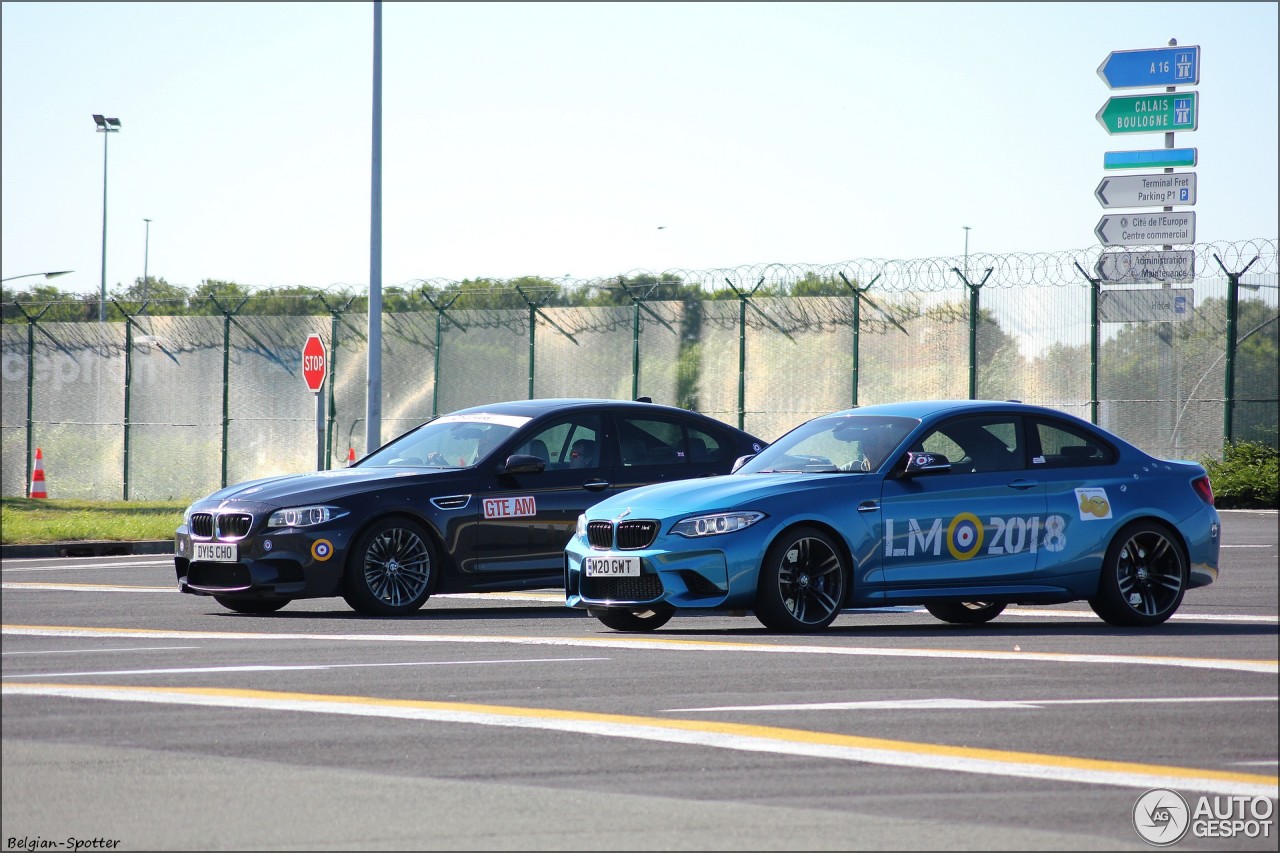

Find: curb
[0,540,173,560]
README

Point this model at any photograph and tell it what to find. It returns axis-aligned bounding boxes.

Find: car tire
[213,596,289,614]
[589,607,674,632]
[754,526,847,632]
[342,516,437,616]
[1088,520,1188,627]
[924,601,1006,624]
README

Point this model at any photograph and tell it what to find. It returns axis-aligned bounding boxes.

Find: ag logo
[946,512,984,560]
[1132,788,1189,846]
[311,539,334,562]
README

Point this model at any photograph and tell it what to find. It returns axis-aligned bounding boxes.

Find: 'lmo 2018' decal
[885,514,1068,560]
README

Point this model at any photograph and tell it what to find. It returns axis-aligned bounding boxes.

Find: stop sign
[302,334,327,392]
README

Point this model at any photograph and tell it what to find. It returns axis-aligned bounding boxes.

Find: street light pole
[1,270,74,284]
[142,218,152,300]
[93,114,121,322]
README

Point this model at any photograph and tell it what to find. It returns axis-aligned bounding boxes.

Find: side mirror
[499,454,545,475]
[902,451,951,476]
[730,454,755,474]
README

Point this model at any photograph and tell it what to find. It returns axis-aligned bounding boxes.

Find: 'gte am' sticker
[311,539,333,561]
[1075,487,1112,520]
[483,496,537,519]
[885,513,1068,559]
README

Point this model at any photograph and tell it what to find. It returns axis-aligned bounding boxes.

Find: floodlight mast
[94,114,122,321]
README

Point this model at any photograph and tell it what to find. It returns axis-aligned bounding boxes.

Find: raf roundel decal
[946,513,985,561]
[311,539,334,561]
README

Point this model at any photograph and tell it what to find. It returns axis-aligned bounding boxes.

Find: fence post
[837,272,895,408]
[209,295,249,488]
[1214,253,1260,445]
[317,294,356,468]
[723,276,795,430]
[617,278,676,401]
[515,283,578,400]
[11,300,51,499]
[1073,263,1103,425]
[420,288,463,417]
[950,266,993,399]
[111,298,150,500]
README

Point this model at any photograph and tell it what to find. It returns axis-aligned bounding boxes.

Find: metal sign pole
[315,390,326,471]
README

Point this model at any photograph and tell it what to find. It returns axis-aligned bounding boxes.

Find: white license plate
[194,542,238,562]
[584,555,640,577]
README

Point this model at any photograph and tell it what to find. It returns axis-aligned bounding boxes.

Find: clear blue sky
[2,1,1276,296]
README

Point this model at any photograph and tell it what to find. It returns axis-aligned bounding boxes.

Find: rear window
[1031,419,1115,468]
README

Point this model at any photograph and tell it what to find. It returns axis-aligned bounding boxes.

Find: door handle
[582,479,611,491]
[1007,479,1039,491]
[857,500,880,512]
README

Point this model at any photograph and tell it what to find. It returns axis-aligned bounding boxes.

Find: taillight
[1192,475,1214,506]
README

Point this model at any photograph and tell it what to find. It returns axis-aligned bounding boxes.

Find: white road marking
[4,624,1275,674]
[3,682,1274,799]
[5,656,609,679]
[2,582,173,593]
[666,696,1280,712]
[1,559,173,572]
[2,646,198,656]
[4,584,1275,625]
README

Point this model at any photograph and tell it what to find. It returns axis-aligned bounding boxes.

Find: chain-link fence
[2,241,1276,501]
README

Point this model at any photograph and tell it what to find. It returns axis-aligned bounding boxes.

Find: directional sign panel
[1098,288,1194,323]
[1097,45,1200,89]
[1097,92,1197,134]
[1095,172,1196,208]
[1095,212,1196,247]
[1104,148,1197,170]
[1095,250,1196,284]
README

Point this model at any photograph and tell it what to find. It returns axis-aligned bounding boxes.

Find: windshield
[359,413,530,468]
[738,415,918,474]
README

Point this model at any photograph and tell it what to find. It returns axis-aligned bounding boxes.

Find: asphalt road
[2,510,1276,851]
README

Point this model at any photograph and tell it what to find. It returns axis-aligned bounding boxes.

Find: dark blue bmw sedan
[174,398,764,615]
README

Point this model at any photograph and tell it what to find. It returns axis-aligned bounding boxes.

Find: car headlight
[670,511,765,538]
[576,513,588,539]
[267,505,346,529]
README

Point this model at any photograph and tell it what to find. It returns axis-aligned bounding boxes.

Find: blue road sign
[1104,148,1197,170]
[1098,45,1200,89]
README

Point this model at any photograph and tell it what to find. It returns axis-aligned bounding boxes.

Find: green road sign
[1096,92,1198,135]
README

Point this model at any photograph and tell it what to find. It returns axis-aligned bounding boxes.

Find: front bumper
[565,537,760,611]
[174,524,350,601]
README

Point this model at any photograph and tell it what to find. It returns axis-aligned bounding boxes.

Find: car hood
[193,466,458,507]
[590,471,876,517]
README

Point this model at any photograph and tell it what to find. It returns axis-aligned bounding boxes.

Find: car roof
[445,398,750,429]
[818,399,1091,422]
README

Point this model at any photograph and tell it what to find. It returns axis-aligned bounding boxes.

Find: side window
[1032,419,1115,468]
[618,417,685,468]
[916,415,1023,474]
[520,416,603,471]
[687,425,734,465]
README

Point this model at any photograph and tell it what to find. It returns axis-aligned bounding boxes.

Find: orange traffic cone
[29,447,47,499]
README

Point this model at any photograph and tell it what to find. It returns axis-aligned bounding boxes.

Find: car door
[876,414,1047,590]
[1027,416,1121,577]
[468,413,619,575]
